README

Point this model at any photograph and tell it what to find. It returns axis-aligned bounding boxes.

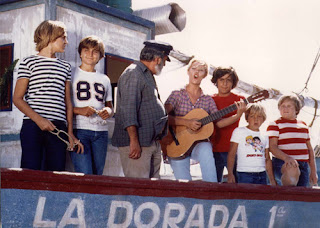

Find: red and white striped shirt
[267,118,310,162]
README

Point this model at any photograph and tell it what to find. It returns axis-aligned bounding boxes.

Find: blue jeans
[20,119,67,171]
[237,171,267,185]
[70,129,108,175]
[272,157,310,187]
[213,152,237,183]
[169,142,217,182]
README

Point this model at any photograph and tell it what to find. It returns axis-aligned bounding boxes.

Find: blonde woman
[164,60,246,182]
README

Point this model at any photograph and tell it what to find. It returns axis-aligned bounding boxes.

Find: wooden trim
[2,168,320,202]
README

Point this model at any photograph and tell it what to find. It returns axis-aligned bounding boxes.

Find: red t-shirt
[211,93,245,152]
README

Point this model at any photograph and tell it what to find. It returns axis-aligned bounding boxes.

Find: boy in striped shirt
[267,94,317,186]
[13,20,83,171]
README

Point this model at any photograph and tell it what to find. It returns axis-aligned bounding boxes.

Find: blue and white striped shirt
[17,55,71,122]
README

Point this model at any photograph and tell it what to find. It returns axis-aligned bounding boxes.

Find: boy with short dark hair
[211,67,246,182]
[71,35,113,175]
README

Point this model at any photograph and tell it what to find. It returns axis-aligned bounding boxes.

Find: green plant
[0,59,19,108]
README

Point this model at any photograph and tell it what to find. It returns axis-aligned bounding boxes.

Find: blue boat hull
[2,168,320,227]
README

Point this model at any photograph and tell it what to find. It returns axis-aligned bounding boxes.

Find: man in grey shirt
[112,40,173,178]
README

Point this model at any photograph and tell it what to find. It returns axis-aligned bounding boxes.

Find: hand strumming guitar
[187,118,202,131]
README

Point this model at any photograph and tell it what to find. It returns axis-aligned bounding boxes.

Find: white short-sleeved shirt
[71,67,112,131]
[231,126,269,172]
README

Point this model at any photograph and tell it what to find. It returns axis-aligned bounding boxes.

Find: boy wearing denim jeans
[71,35,113,175]
[13,20,83,171]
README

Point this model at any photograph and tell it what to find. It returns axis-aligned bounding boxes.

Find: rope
[300,108,320,117]
[299,46,320,94]
[309,97,318,127]
[315,145,320,158]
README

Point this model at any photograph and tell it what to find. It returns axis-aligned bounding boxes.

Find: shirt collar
[135,60,151,74]
[182,85,205,97]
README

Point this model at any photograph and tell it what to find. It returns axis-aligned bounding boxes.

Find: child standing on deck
[267,94,318,186]
[13,20,83,171]
[227,104,276,185]
[210,67,246,183]
[70,35,113,175]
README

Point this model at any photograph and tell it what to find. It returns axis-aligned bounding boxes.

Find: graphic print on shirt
[245,135,264,154]
[76,80,105,102]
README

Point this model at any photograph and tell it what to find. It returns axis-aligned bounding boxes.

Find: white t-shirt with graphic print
[230,126,269,172]
[71,67,112,131]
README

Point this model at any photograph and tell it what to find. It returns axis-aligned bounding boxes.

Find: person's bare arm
[227,142,238,183]
[65,80,84,154]
[306,140,318,185]
[216,99,246,128]
[13,78,55,131]
[165,104,202,131]
[269,137,298,168]
[73,106,96,117]
[98,101,114,120]
[265,148,277,185]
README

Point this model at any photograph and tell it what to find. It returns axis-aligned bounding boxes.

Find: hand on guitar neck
[215,99,246,129]
[161,90,270,159]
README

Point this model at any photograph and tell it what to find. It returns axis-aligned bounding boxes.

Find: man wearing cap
[112,40,173,179]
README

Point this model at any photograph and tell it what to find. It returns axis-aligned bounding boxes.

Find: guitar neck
[200,98,249,126]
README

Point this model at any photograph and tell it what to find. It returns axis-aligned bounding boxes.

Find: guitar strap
[169,126,180,146]
[150,76,180,145]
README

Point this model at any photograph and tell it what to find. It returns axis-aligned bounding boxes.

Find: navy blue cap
[143,40,173,61]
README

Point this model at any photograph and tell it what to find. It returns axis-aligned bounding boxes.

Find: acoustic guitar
[161,90,270,159]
